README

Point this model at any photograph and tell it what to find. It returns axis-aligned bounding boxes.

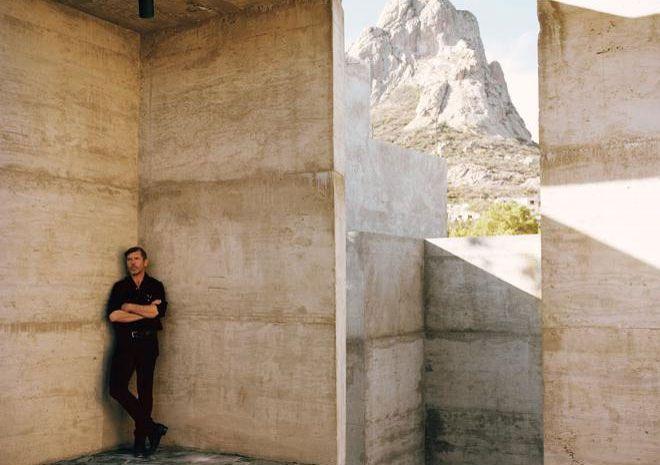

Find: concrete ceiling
[52,0,279,33]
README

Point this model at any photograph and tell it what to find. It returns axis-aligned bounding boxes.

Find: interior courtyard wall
[138,1,346,464]
[0,1,140,464]
[424,235,542,464]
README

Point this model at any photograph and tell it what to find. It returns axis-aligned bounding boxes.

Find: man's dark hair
[124,246,147,260]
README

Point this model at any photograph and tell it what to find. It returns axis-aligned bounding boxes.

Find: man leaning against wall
[106,246,169,458]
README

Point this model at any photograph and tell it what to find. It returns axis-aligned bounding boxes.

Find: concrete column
[0,1,140,464]
[539,2,660,463]
[346,232,425,465]
[138,1,346,464]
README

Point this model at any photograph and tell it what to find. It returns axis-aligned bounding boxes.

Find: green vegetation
[449,201,540,237]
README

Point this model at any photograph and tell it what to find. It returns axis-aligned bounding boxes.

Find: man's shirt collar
[125,272,150,288]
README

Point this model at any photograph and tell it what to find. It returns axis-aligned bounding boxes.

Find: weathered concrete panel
[539,2,660,464]
[364,336,424,465]
[344,60,447,239]
[139,0,335,187]
[0,0,140,463]
[153,318,337,460]
[347,232,425,465]
[424,235,542,465]
[139,1,345,464]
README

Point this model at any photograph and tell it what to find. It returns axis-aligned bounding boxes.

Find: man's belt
[129,328,156,340]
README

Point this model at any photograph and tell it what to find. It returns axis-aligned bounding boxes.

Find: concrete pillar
[539,2,660,463]
[138,1,346,464]
[0,1,140,464]
[346,232,425,465]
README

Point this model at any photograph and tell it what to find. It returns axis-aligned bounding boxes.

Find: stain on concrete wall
[539,2,660,463]
[424,235,542,465]
[0,0,140,464]
[138,1,345,464]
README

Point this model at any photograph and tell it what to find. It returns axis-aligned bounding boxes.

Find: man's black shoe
[133,439,150,458]
[148,423,168,454]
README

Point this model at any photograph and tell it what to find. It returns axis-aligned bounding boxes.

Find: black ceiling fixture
[139,0,155,18]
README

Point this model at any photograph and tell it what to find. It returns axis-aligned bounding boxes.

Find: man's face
[126,251,148,276]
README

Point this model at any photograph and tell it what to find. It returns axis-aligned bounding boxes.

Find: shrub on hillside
[449,202,539,237]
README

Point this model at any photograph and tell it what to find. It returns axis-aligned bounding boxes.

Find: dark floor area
[49,446,301,465]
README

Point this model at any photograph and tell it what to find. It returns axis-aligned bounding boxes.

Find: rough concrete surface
[539,2,660,463]
[344,60,447,239]
[0,1,140,464]
[138,1,345,464]
[424,235,542,465]
[346,232,425,465]
[1,1,347,465]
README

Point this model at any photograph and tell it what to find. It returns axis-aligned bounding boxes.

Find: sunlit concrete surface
[49,446,301,465]
[553,0,660,18]
[539,1,660,464]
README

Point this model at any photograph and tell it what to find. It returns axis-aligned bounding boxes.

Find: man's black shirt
[106,272,168,337]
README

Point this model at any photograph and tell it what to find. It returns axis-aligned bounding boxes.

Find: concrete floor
[49,446,303,465]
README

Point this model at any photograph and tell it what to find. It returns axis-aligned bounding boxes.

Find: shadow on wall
[423,235,542,465]
[100,252,134,447]
[538,3,660,462]
[540,216,660,464]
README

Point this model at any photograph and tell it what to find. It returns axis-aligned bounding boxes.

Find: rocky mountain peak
[348,0,532,142]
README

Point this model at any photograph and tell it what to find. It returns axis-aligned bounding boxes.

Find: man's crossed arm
[108,299,161,323]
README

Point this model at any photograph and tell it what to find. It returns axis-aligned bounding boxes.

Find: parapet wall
[344,60,447,239]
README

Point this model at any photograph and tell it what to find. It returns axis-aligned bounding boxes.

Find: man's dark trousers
[109,332,159,442]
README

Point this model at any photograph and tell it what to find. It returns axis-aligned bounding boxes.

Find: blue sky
[343,0,540,140]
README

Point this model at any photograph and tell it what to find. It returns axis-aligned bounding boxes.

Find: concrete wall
[343,59,446,465]
[138,1,346,464]
[346,232,425,465]
[344,59,447,239]
[0,1,140,464]
[424,235,542,465]
[539,2,660,464]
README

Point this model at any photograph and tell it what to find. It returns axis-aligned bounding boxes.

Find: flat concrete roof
[52,0,280,32]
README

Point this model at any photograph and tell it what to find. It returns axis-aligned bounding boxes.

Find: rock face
[347,0,540,220]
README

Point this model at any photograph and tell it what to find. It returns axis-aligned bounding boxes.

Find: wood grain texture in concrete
[0,1,140,464]
[539,2,660,463]
[137,1,345,464]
